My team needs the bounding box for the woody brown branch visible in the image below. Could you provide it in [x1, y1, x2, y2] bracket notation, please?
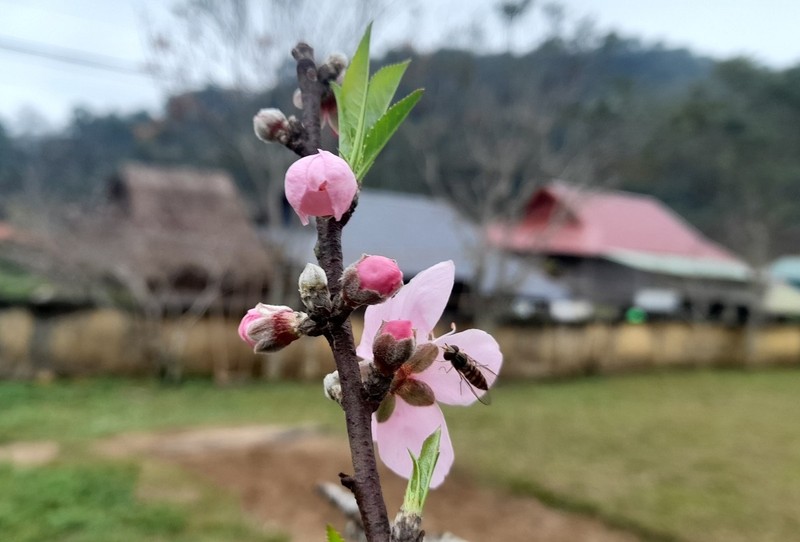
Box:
[289, 42, 392, 542]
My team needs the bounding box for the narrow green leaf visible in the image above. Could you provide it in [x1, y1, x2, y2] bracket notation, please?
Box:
[364, 60, 410, 131]
[406, 454, 421, 501]
[337, 24, 372, 168]
[355, 89, 424, 181]
[326, 524, 347, 542]
[330, 83, 349, 163]
[401, 427, 441, 515]
[334, 83, 360, 168]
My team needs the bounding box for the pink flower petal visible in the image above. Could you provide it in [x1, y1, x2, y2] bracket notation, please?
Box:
[299, 183, 335, 216]
[358, 261, 455, 359]
[371, 397, 453, 488]
[324, 107, 339, 136]
[414, 329, 503, 406]
[284, 156, 313, 225]
[317, 150, 358, 220]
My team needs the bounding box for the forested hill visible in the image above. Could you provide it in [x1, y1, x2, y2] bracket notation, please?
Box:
[2, 35, 799, 257]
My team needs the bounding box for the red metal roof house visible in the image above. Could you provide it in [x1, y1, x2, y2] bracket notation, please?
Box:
[489, 182, 754, 320]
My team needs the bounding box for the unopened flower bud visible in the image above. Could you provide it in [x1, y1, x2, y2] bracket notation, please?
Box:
[317, 52, 348, 88]
[323, 371, 342, 406]
[284, 150, 358, 226]
[341, 255, 403, 308]
[325, 53, 348, 75]
[299, 263, 331, 314]
[238, 303, 308, 353]
[373, 320, 415, 375]
[253, 108, 289, 143]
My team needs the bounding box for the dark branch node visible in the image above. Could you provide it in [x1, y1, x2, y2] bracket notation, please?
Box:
[339, 472, 357, 492]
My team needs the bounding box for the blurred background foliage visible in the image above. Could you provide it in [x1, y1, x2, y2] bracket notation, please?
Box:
[2, 32, 799, 258]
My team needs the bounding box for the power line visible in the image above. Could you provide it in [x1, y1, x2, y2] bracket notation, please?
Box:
[0, 34, 149, 77]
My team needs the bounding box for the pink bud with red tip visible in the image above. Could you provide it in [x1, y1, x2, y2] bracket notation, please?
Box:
[372, 320, 415, 375]
[238, 303, 308, 353]
[341, 254, 403, 308]
[284, 150, 358, 226]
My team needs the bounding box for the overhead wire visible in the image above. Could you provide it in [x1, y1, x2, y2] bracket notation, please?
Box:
[0, 34, 149, 77]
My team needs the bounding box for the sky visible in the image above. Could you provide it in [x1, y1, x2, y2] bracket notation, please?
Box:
[1, 0, 799, 132]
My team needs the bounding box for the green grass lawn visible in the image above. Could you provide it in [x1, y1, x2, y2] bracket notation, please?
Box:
[445, 369, 800, 542]
[1, 370, 799, 541]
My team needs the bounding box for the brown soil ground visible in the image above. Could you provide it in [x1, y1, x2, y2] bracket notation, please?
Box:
[96, 425, 640, 542]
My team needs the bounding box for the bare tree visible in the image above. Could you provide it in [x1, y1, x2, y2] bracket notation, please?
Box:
[405, 13, 649, 327]
[141, 0, 415, 306]
[496, 0, 535, 52]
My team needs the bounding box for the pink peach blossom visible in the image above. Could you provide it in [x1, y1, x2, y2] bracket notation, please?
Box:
[284, 150, 357, 226]
[357, 261, 503, 488]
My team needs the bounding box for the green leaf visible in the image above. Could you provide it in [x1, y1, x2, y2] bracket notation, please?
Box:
[326, 524, 347, 542]
[401, 427, 441, 515]
[336, 24, 372, 168]
[355, 89, 424, 181]
[364, 60, 410, 131]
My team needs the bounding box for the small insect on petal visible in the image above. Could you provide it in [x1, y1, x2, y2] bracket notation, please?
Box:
[442, 344, 494, 405]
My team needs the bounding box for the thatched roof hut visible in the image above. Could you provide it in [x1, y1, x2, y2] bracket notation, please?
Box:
[75, 163, 273, 312]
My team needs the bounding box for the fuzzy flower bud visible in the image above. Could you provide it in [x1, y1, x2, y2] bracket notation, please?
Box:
[253, 108, 289, 143]
[284, 150, 358, 226]
[298, 263, 331, 315]
[323, 371, 343, 406]
[324, 360, 378, 408]
[238, 303, 308, 353]
[373, 320, 415, 375]
[325, 53, 348, 75]
[341, 254, 404, 308]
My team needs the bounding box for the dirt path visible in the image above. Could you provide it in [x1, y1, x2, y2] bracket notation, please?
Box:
[97, 425, 640, 542]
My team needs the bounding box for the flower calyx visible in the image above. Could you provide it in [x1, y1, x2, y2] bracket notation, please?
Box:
[372, 320, 415, 376]
[375, 343, 438, 422]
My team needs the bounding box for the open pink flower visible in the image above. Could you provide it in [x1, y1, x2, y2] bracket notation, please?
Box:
[284, 150, 358, 226]
[357, 261, 503, 488]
